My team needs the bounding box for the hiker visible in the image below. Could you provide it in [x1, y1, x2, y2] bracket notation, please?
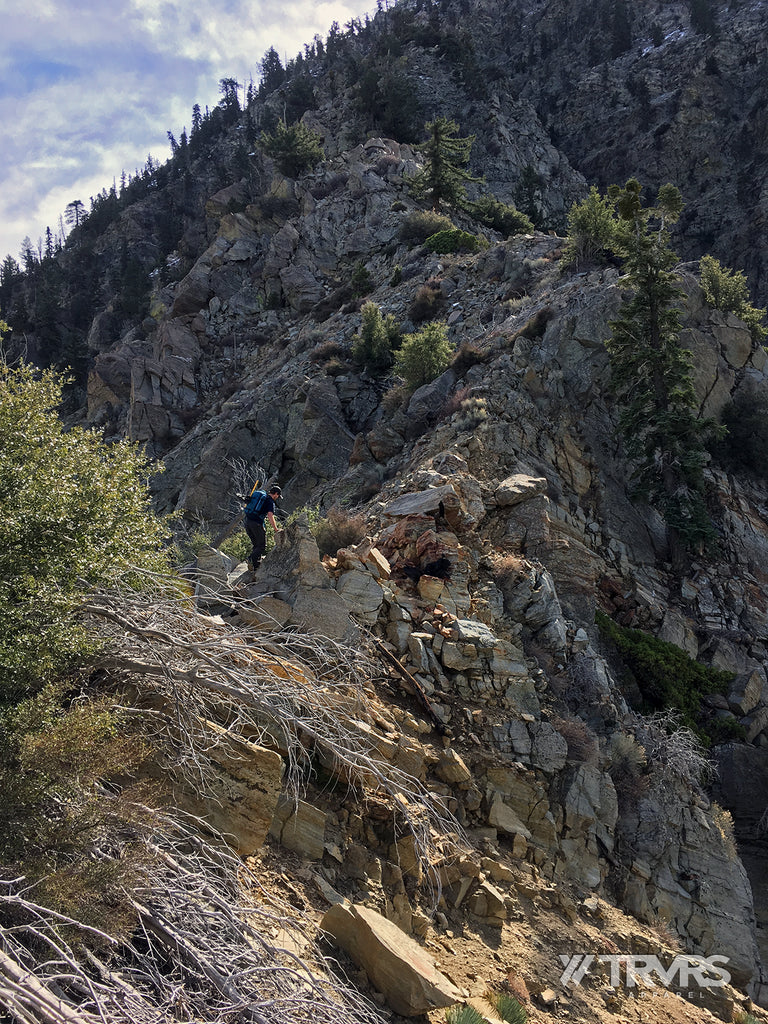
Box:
[243, 484, 282, 570]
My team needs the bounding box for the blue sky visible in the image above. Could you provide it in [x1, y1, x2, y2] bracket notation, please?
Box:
[0, 0, 374, 264]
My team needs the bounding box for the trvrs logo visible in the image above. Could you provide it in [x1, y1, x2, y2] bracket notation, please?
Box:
[559, 953, 731, 990]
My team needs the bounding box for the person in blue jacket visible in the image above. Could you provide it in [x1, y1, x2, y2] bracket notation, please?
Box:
[244, 484, 282, 570]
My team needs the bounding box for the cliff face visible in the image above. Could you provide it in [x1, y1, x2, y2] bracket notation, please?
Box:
[457, 0, 768, 299]
[80, 128, 768, 1005]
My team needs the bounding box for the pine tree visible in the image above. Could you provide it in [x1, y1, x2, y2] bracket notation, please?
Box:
[259, 46, 285, 95]
[606, 179, 717, 556]
[260, 120, 323, 177]
[409, 117, 481, 212]
[611, 0, 632, 55]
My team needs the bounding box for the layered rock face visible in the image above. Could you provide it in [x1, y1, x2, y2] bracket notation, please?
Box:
[80, 117, 768, 1012]
[191, 471, 762, 1003]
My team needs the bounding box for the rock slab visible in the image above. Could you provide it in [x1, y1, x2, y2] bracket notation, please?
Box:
[320, 902, 462, 1016]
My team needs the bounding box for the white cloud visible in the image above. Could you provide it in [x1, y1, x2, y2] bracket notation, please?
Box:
[0, 0, 374, 262]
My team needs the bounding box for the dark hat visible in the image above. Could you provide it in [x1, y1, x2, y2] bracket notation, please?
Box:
[269, 484, 282, 496]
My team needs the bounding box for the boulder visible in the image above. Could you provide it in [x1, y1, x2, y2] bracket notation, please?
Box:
[383, 484, 477, 531]
[320, 902, 462, 1016]
[488, 794, 533, 841]
[171, 264, 212, 316]
[407, 369, 458, 432]
[728, 669, 765, 716]
[337, 567, 385, 622]
[495, 474, 548, 507]
[248, 517, 358, 642]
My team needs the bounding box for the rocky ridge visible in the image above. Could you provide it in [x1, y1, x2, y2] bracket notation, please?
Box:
[81, 133, 768, 1012]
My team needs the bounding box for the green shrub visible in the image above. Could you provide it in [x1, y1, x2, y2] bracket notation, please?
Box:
[424, 228, 486, 254]
[0, 688, 150, 931]
[596, 611, 739, 745]
[260, 120, 323, 177]
[400, 210, 454, 245]
[700, 254, 767, 344]
[351, 261, 374, 297]
[395, 321, 453, 389]
[352, 302, 400, 373]
[0, 354, 167, 931]
[468, 195, 533, 236]
[220, 531, 251, 563]
[0, 360, 169, 699]
[561, 186, 618, 268]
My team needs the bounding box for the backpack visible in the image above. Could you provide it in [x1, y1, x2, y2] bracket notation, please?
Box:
[244, 489, 268, 518]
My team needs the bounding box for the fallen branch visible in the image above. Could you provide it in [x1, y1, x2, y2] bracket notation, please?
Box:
[373, 637, 447, 735]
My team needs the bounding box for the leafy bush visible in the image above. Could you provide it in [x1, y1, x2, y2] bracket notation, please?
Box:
[395, 321, 453, 389]
[260, 120, 323, 177]
[0, 360, 169, 698]
[424, 228, 486, 254]
[468, 195, 533, 236]
[561, 186, 618, 268]
[0, 355, 168, 927]
[596, 611, 738, 745]
[700, 254, 767, 344]
[220, 530, 251, 563]
[399, 210, 454, 245]
[0, 689, 151, 930]
[352, 302, 401, 373]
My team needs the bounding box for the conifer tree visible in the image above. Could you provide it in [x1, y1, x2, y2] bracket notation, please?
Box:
[395, 321, 453, 388]
[409, 117, 481, 212]
[606, 179, 717, 556]
[260, 120, 323, 177]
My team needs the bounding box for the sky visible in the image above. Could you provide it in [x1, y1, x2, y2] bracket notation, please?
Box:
[0, 0, 376, 265]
